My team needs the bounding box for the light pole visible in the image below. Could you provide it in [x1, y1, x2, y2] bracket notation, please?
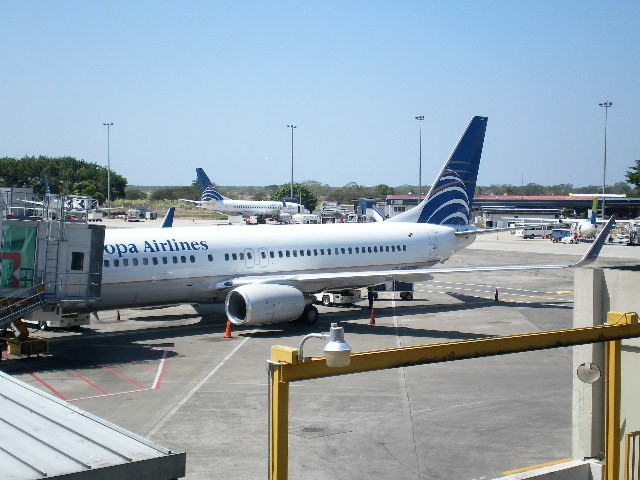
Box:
[103, 122, 114, 211]
[287, 124, 296, 199]
[415, 116, 424, 201]
[599, 102, 612, 219]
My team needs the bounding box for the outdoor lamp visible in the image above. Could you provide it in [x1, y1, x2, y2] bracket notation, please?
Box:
[298, 323, 352, 367]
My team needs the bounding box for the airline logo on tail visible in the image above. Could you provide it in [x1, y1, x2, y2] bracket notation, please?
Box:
[196, 168, 226, 202]
[418, 116, 487, 225]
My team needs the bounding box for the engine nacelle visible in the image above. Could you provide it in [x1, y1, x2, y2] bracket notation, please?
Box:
[225, 284, 306, 325]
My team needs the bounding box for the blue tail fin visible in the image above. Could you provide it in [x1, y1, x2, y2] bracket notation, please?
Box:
[161, 207, 175, 228]
[196, 168, 226, 201]
[43, 176, 51, 195]
[388, 116, 488, 225]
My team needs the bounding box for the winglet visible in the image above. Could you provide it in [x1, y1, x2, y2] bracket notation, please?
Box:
[571, 214, 617, 267]
[161, 207, 175, 228]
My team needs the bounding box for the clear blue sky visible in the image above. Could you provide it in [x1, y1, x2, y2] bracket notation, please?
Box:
[2, 1, 638, 190]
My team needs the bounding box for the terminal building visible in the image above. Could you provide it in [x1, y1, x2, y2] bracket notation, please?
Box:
[384, 194, 640, 224]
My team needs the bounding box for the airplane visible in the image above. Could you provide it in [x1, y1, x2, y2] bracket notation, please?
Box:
[180, 168, 307, 221]
[75, 116, 615, 327]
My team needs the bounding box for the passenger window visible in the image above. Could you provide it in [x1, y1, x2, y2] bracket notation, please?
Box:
[123, 259, 129, 266]
[239, 253, 245, 260]
[225, 253, 230, 261]
[300, 250, 304, 257]
[279, 251, 283, 258]
[286, 251, 290, 257]
[143, 258, 148, 265]
[162, 257, 168, 264]
[402, 245, 407, 251]
[153, 257, 159, 265]
[293, 250, 298, 257]
[232, 253, 237, 260]
[307, 249, 311, 256]
[341, 248, 346, 254]
[392, 246, 396, 252]
[208, 254, 213, 261]
[114, 259, 120, 267]
[327, 249, 331, 255]
[368, 247, 372, 253]
[334, 248, 339, 255]
[355, 247, 359, 254]
[103, 259, 110, 268]
[172, 257, 178, 264]
[71, 252, 84, 271]
[313, 249, 318, 256]
[320, 249, 324, 255]
[190, 255, 195, 263]
[270, 251, 274, 258]
[132, 258, 139, 266]
[374, 247, 378, 253]
[247, 252, 252, 259]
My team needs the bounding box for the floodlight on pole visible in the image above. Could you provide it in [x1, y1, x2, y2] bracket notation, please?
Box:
[415, 116, 424, 201]
[287, 125, 296, 199]
[103, 122, 114, 211]
[598, 102, 612, 219]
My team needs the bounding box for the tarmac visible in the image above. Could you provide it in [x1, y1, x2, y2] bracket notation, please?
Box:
[2, 218, 640, 479]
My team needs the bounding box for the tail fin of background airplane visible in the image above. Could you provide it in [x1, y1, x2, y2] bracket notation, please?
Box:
[196, 168, 227, 202]
[43, 176, 51, 195]
[161, 207, 175, 228]
[388, 116, 488, 225]
[590, 210, 598, 225]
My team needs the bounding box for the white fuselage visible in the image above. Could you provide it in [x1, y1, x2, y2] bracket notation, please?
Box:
[199, 199, 303, 217]
[95, 222, 473, 311]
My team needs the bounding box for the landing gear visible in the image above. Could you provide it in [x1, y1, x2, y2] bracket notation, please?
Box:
[296, 305, 319, 325]
[322, 295, 331, 307]
[399, 292, 413, 301]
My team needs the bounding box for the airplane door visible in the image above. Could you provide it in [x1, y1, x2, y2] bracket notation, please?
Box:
[258, 247, 269, 268]
[244, 248, 255, 268]
[427, 232, 438, 261]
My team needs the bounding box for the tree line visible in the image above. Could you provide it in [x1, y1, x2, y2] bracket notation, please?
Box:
[3, 155, 639, 211]
[0, 156, 127, 205]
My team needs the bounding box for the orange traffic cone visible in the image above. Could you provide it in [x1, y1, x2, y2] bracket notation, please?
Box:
[369, 308, 375, 325]
[224, 319, 232, 338]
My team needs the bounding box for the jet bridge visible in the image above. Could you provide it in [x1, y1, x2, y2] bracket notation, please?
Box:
[0, 198, 104, 336]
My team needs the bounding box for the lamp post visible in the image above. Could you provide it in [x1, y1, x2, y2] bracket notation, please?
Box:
[599, 102, 612, 220]
[415, 116, 424, 201]
[103, 122, 114, 211]
[286, 125, 296, 199]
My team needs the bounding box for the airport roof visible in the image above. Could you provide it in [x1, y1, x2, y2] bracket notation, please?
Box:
[0, 370, 185, 480]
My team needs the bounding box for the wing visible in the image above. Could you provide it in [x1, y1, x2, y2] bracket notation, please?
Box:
[215, 215, 616, 294]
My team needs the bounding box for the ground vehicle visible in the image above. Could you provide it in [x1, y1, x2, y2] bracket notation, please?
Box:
[551, 228, 578, 244]
[314, 289, 361, 306]
[372, 281, 414, 300]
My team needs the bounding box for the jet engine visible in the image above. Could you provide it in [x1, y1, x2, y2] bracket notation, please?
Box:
[225, 284, 306, 325]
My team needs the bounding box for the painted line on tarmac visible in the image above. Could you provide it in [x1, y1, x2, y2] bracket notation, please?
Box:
[145, 330, 256, 438]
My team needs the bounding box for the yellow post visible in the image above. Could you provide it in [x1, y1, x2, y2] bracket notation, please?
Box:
[270, 346, 298, 480]
[605, 312, 636, 480]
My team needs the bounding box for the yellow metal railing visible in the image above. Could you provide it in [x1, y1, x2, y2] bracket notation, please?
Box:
[625, 431, 640, 480]
[268, 311, 640, 480]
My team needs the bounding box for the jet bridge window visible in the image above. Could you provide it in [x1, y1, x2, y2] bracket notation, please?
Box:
[70, 252, 85, 271]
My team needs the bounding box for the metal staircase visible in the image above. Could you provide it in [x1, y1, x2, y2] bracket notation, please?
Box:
[0, 284, 46, 330]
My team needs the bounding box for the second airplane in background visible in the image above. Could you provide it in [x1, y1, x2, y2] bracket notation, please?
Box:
[180, 168, 306, 221]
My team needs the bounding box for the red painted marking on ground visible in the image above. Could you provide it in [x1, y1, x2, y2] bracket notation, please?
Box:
[130, 360, 156, 372]
[67, 369, 108, 394]
[30, 373, 67, 400]
[100, 364, 146, 389]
